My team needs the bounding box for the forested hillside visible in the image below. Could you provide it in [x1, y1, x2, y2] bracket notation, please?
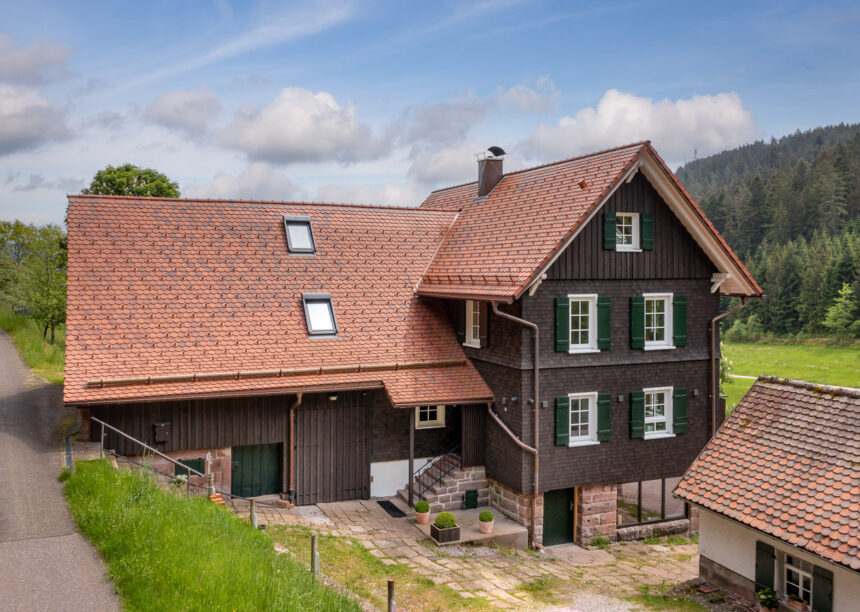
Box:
[677, 124, 860, 339]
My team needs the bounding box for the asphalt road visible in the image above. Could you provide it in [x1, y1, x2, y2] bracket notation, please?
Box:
[0, 330, 119, 611]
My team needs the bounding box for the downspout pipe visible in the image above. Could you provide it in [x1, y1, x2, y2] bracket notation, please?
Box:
[709, 299, 746, 437]
[288, 392, 303, 504]
[491, 302, 540, 548]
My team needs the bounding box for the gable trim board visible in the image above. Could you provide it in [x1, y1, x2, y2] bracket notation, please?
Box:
[520, 151, 759, 300]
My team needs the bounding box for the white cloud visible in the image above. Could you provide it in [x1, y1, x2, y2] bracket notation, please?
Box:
[0, 34, 71, 83]
[219, 87, 387, 164]
[523, 89, 760, 165]
[0, 84, 69, 156]
[407, 140, 484, 186]
[145, 88, 220, 134]
[398, 92, 486, 148]
[496, 76, 559, 112]
[11, 173, 83, 192]
[187, 162, 302, 201]
[315, 181, 424, 207]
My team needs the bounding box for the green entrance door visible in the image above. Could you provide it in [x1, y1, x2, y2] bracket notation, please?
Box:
[231, 444, 280, 497]
[543, 488, 574, 546]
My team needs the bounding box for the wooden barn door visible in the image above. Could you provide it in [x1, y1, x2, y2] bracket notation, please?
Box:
[295, 395, 370, 505]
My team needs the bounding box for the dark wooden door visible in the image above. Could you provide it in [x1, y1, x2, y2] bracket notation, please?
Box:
[231, 444, 280, 497]
[543, 488, 574, 546]
[295, 397, 370, 505]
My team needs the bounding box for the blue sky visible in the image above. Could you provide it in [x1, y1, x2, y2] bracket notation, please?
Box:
[2, 0, 859, 223]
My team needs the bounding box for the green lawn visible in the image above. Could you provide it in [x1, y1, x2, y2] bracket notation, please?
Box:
[722, 341, 860, 411]
[64, 460, 358, 612]
[0, 308, 65, 383]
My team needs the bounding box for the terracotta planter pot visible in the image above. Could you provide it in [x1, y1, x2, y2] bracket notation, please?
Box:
[430, 524, 460, 543]
[478, 519, 494, 534]
[786, 601, 808, 612]
[415, 511, 430, 525]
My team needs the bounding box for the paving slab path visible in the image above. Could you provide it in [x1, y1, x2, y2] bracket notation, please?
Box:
[0, 330, 119, 611]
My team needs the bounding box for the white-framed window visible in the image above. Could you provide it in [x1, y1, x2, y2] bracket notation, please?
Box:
[568, 294, 598, 353]
[284, 216, 316, 254]
[643, 387, 673, 439]
[784, 555, 813, 607]
[569, 392, 599, 446]
[302, 293, 337, 335]
[616, 212, 640, 251]
[415, 405, 446, 429]
[464, 300, 480, 348]
[643, 293, 673, 349]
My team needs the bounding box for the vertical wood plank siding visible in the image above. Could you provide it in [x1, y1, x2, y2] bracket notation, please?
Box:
[295, 391, 370, 505]
[547, 173, 715, 281]
[461, 405, 487, 467]
[91, 394, 290, 456]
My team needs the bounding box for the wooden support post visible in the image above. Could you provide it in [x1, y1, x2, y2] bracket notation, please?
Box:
[408, 414, 415, 509]
[99, 421, 105, 460]
[388, 579, 395, 612]
[311, 533, 319, 576]
[250, 498, 257, 529]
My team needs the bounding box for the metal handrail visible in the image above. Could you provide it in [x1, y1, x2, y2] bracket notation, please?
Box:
[412, 443, 461, 501]
[90, 417, 205, 477]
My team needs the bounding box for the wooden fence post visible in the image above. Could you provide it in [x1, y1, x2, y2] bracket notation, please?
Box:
[99, 421, 105, 460]
[311, 533, 319, 576]
[250, 498, 257, 528]
[388, 579, 395, 612]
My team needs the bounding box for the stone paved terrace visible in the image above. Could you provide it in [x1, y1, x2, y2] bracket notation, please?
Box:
[234, 497, 725, 610]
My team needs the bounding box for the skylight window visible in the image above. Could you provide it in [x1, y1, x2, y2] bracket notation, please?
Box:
[284, 215, 316, 254]
[302, 293, 337, 335]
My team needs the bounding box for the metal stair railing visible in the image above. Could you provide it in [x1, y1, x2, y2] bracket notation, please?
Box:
[411, 442, 461, 501]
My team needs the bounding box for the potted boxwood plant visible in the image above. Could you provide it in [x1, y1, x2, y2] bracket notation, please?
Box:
[756, 587, 779, 612]
[478, 509, 494, 534]
[414, 500, 430, 525]
[430, 511, 460, 543]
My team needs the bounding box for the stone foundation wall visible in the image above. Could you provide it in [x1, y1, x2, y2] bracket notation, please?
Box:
[578, 483, 617, 544]
[488, 479, 543, 542]
[615, 518, 690, 541]
[699, 554, 756, 603]
[137, 447, 231, 495]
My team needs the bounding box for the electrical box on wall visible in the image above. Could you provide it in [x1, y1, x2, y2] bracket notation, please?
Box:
[153, 421, 171, 443]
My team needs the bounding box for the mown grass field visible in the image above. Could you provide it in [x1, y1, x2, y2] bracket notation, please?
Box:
[0, 308, 65, 383]
[722, 341, 860, 410]
[64, 461, 358, 612]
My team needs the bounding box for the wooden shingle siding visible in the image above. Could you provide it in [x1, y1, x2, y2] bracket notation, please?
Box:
[546, 173, 715, 281]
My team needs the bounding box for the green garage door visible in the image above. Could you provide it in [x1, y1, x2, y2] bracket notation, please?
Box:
[543, 488, 574, 546]
[231, 444, 280, 498]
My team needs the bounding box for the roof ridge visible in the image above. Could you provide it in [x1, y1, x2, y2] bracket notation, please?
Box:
[756, 375, 860, 399]
[67, 194, 452, 213]
[427, 140, 650, 195]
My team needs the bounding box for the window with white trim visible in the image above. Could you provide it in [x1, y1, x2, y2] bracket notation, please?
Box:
[643, 387, 673, 438]
[415, 405, 446, 429]
[284, 216, 316, 254]
[643, 293, 673, 349]
[464, 300, 480, 348]
[569, 294, 597, 353]
[569, 392, 598, 446]
[784, 555, 813, 607]
[616, 212, 640, 251]
[302, 293, 337, 335]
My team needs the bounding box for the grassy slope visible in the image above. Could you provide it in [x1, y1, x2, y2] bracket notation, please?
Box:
[722, 342, 860, 410]
[0, 308, 64, 383]
[64, 461, 358, 612]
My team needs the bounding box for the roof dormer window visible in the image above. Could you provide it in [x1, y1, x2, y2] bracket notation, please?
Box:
[302, 293, 337, 336]
[284, 215, 315, 254]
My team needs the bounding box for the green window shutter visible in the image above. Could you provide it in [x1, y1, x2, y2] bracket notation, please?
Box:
[630, 296, 645, 349]
[673, 388, 688, 434]
[641, 213, 654, 250]
[555, 297, 570, 352]
[597, 394, 611, 441]
[754, 541, 775, 592]
[630, 391, 644, 438]
[603, 212, 617, 250]
[812, 566, 833, 612]
[555, 397, 570, 446]
[673, 295, 687, 347]
[597, 296, 611, 350]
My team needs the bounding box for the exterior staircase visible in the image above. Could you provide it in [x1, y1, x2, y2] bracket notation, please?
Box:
[397, 453, 489, 512]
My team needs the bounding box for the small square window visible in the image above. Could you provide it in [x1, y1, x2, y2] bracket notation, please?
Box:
[416, 405, 446, 429]
[568, 294, 598, 353]
[643, 387, 673, 438]
[302, 293, 337, 335]
[284, 216, 316, 254]
[568, 392, 599, 445]
[616, 213, 640, 251]
[643, 293, 673, 349]
[464, 300, 481, 348]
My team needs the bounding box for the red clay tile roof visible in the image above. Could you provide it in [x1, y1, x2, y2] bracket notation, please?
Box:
[675, 377, 860, 573]
[64, 196, 492, 406]
[419, 142, 761, 300]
